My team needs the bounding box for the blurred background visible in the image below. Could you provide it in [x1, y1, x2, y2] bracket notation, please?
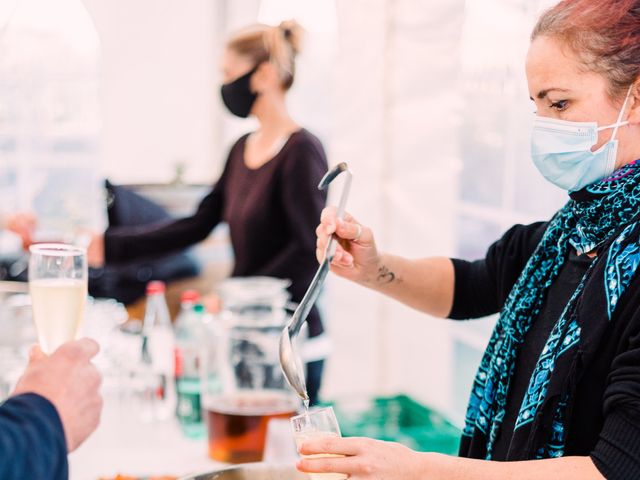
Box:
[0, 0, 569, 457]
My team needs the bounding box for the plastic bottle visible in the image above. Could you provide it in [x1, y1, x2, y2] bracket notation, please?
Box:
[142, 280, 176, 421]
[173, 290, 200, 377]
[175, 293, 206, 437]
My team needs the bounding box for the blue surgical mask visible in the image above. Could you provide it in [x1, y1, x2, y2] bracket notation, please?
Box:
[531, 86, 632, 192]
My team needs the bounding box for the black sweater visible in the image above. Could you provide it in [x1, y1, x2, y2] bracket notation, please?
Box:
[451, 222, 640, 479]
[105, 129, 328, 336]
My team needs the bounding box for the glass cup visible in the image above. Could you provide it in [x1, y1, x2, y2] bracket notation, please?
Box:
[28, 243, 88, 354]
[290, 406, 348, 480]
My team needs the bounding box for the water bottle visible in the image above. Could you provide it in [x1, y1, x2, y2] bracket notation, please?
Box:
[175, 292, 206, 437]
[142, 280, 176, 421]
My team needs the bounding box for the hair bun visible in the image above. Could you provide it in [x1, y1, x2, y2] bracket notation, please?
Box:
[278, 19, 303, 55]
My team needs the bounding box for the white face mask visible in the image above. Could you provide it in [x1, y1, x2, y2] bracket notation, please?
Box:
[530, 86, 632, 192]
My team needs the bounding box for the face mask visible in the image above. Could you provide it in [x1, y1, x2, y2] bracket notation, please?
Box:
[220, 66, 258, 118]
[531, 86, 632, 192]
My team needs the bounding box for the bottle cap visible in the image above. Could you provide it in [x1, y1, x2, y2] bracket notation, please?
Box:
[180, 290, 200, 303]
[193, 303, 205, 314]
[146, 280, 166, 294]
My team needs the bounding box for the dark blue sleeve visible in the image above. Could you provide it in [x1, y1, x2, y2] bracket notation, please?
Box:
[0, 393, 68, 479]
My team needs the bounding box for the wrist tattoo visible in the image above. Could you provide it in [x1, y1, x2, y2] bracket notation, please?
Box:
[377, 265, 397, 284]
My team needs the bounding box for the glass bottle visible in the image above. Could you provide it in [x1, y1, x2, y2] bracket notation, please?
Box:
[142, 280, 176, 421]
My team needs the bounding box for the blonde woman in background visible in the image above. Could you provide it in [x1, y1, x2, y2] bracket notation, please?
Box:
[88, 20, 329, 404]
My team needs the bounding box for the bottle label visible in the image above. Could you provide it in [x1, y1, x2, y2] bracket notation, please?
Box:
[176, 378, 202, 424]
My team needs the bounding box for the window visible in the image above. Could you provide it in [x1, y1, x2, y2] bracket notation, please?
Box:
[0, 0, 105, 241]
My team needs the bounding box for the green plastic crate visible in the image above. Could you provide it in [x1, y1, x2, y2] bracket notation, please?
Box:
[324, 394, 461, 455]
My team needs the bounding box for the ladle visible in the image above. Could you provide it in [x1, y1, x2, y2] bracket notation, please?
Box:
[278, 162, 352, 404]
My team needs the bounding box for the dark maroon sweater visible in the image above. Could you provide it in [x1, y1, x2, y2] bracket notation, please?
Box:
[105, 129, 328, 336]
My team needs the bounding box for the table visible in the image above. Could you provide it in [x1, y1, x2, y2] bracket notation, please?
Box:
[69, 396, 222, 480]
[0, 293, 298, 479]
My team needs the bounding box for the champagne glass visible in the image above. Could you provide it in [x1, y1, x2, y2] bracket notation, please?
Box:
[291, 406, 348, 480]
[28, 244, 88, 354]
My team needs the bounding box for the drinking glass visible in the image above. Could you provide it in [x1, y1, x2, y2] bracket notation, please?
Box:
[290, 406, 348, 480]
[28, 244, 88, 354]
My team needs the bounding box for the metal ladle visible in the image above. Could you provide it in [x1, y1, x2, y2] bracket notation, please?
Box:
[279, 162, 352, 404]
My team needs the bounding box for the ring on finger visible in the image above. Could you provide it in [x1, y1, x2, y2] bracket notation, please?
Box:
[353, 223, 363, 241]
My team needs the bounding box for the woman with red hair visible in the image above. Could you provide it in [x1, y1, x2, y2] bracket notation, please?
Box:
[306, 0, 640, 478]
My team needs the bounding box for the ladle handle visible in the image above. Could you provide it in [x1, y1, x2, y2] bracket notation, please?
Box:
[286, 164, 353, 337]
[288, 259, 330, 337]
[324, 169, 352, 261]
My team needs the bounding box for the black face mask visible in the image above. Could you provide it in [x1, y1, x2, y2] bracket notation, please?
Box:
[220, 66, 258, 118]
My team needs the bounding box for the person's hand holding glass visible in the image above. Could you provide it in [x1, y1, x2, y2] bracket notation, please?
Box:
[291, 406, 348, 480]
[28, 244, 88, 354]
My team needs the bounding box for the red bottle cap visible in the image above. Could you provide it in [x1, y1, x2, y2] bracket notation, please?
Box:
[146, 280, 166, 294]
[180, 289, 200, 303]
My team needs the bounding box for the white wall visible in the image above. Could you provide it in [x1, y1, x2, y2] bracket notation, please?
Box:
[320, 0, 464, 415]
[86, 0, 336, 186]
[83, 0, 219, 184]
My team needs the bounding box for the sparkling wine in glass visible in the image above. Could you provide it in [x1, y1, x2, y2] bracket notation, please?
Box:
[28, 244, 88, 354]
[291, 406, 348, 480]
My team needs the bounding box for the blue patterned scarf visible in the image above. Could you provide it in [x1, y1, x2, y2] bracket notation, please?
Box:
[462, 160, 640, 460]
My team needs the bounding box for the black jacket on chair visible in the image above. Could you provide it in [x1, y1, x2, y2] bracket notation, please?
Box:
[88, 180, 199, 304]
